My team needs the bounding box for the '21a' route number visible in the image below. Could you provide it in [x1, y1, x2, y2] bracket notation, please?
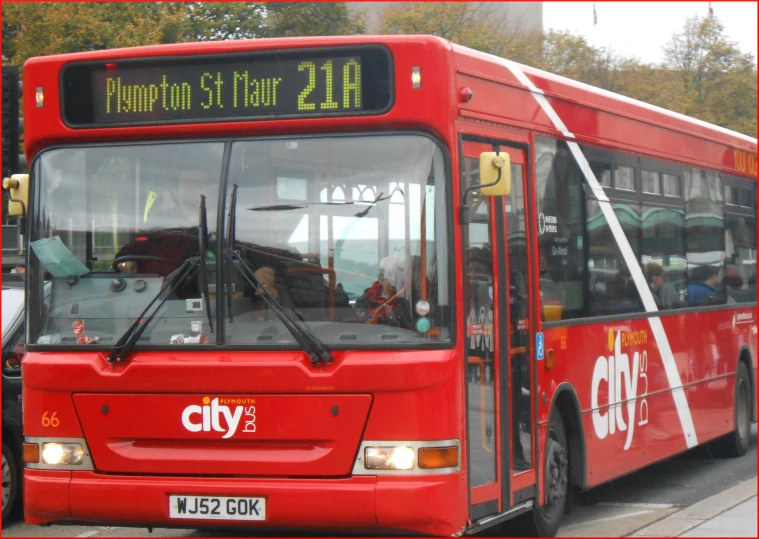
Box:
[297, 60, 361, 112]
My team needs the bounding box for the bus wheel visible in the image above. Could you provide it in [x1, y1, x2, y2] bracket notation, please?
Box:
[717, 362, 752, 458]
[515, 410, 568, 537]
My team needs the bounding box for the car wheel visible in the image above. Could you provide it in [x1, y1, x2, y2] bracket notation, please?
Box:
[2, 441, 19, 523]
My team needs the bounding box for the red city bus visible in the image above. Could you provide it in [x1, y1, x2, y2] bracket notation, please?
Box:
[9, 35, 756, 536]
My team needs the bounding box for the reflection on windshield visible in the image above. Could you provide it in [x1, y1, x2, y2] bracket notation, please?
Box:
[30, 135, 451, 348]
[223, 135, 449, 345]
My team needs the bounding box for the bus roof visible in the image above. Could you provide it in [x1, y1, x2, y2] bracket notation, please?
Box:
[451, 43, 756, 151]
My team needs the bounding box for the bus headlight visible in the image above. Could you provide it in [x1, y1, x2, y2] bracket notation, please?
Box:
[364, 446, 415, 470]
[353, 440, 460, 475]
[41, 442, 85, 465]
[25, 437, 94, 470]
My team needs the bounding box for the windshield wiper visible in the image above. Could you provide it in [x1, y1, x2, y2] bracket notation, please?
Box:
[106, 257, 201, 363]
[198, 194, 214, 334]
[225, 184, 238, 323]
[248, 201, 355, 212]
[223, 249, 333, 365]
[108, 195, 214, 363]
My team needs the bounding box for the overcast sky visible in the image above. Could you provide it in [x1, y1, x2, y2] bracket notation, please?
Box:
[543, 2, 757, 66]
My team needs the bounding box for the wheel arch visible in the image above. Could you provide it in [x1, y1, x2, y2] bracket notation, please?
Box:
[547, 382, 587, 490]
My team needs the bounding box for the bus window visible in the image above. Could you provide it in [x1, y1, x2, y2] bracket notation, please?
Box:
[725, 213, 757, 303]
[641, 206, 686, 310]
[587, 199, 644, 316]
[685, 169, 725, 307]
[535, 138, 586, 320]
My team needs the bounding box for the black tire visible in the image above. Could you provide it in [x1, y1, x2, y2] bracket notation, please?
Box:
[2, 441, 19, 524]
[717, 362, 752, 458]
[510, 409, 569, 537]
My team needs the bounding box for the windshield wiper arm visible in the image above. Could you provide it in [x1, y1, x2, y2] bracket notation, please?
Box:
[225, 184, 238, 323]
[223, 249, 332, 365]
[106, 257, 201, 363]
[198, 194, 214, 334]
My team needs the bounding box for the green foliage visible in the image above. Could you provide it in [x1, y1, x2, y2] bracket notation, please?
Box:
[2, 3, 189, 65]
[540, 31, 598, 78]
[2, 2, 365, 66]
[380, 3, 535, 57]
[179, 3, 265, 42]
[262, 3, 365, 38]
[662, 16, 756, 135]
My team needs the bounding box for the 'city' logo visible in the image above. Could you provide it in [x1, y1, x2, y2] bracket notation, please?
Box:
[181, 397, 257, 439]
[591, 330, 649, 450]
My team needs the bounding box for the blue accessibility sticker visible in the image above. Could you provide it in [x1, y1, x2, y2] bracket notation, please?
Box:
[536, 332, 544, 360]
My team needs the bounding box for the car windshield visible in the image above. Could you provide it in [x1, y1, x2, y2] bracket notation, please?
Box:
[28, 134, 451, 348]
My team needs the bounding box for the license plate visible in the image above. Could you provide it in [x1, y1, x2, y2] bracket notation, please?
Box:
[169, 495, 265, 521]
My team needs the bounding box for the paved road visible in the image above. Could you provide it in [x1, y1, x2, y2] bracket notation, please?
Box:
[555, 423, 758, 537]
[3, 426, 756, 538]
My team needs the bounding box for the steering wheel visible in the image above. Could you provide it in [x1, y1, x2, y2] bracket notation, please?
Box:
[113, 254, 170, 273]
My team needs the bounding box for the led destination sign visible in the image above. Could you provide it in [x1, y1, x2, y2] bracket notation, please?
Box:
[62, 48, 392, 126]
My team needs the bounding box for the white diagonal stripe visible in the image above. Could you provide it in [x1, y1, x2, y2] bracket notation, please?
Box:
[501, 60, 698, 449]
[498, 58, 575, 139]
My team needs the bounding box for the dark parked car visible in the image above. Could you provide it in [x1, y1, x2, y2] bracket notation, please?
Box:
[2, 275, 25, 523]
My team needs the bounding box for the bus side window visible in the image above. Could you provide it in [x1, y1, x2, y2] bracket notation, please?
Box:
[535, 139, 586, 321]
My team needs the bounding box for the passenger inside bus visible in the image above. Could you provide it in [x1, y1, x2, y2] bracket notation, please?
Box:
[355, 255, 413, 329]
[687, 265, 721, 306]
[709, 264, 744, 305]
[253, 266, 292, 303]
[645, 262, 680, 310]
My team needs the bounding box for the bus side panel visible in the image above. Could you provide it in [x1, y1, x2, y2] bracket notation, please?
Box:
[540, 307, 756, 487]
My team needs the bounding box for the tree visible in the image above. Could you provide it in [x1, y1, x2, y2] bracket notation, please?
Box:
[379, 2, 539, 59]
[262, 3, 365, 38]
[179, 3, 265, 42]
[2, 3, 187, 65]
[1, 2, 267, 66]
[2, 2, 366, 66]
[597, 59, 683, 111]
[539, 31, 601, 81]
[662, 15, 756, 135]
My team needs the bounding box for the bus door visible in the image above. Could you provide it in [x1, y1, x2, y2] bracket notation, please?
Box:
[462, 140, 536, 523]
[500, 145, 537, 505]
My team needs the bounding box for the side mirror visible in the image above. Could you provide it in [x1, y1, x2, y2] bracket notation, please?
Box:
[479, 152, 511, 197]
[3, 173, 29, 216]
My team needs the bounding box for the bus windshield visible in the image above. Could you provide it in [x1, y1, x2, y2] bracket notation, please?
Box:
[29, 134, 451, 348]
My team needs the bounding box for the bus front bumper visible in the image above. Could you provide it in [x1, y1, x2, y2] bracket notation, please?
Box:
[25, 469, 466, 536]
